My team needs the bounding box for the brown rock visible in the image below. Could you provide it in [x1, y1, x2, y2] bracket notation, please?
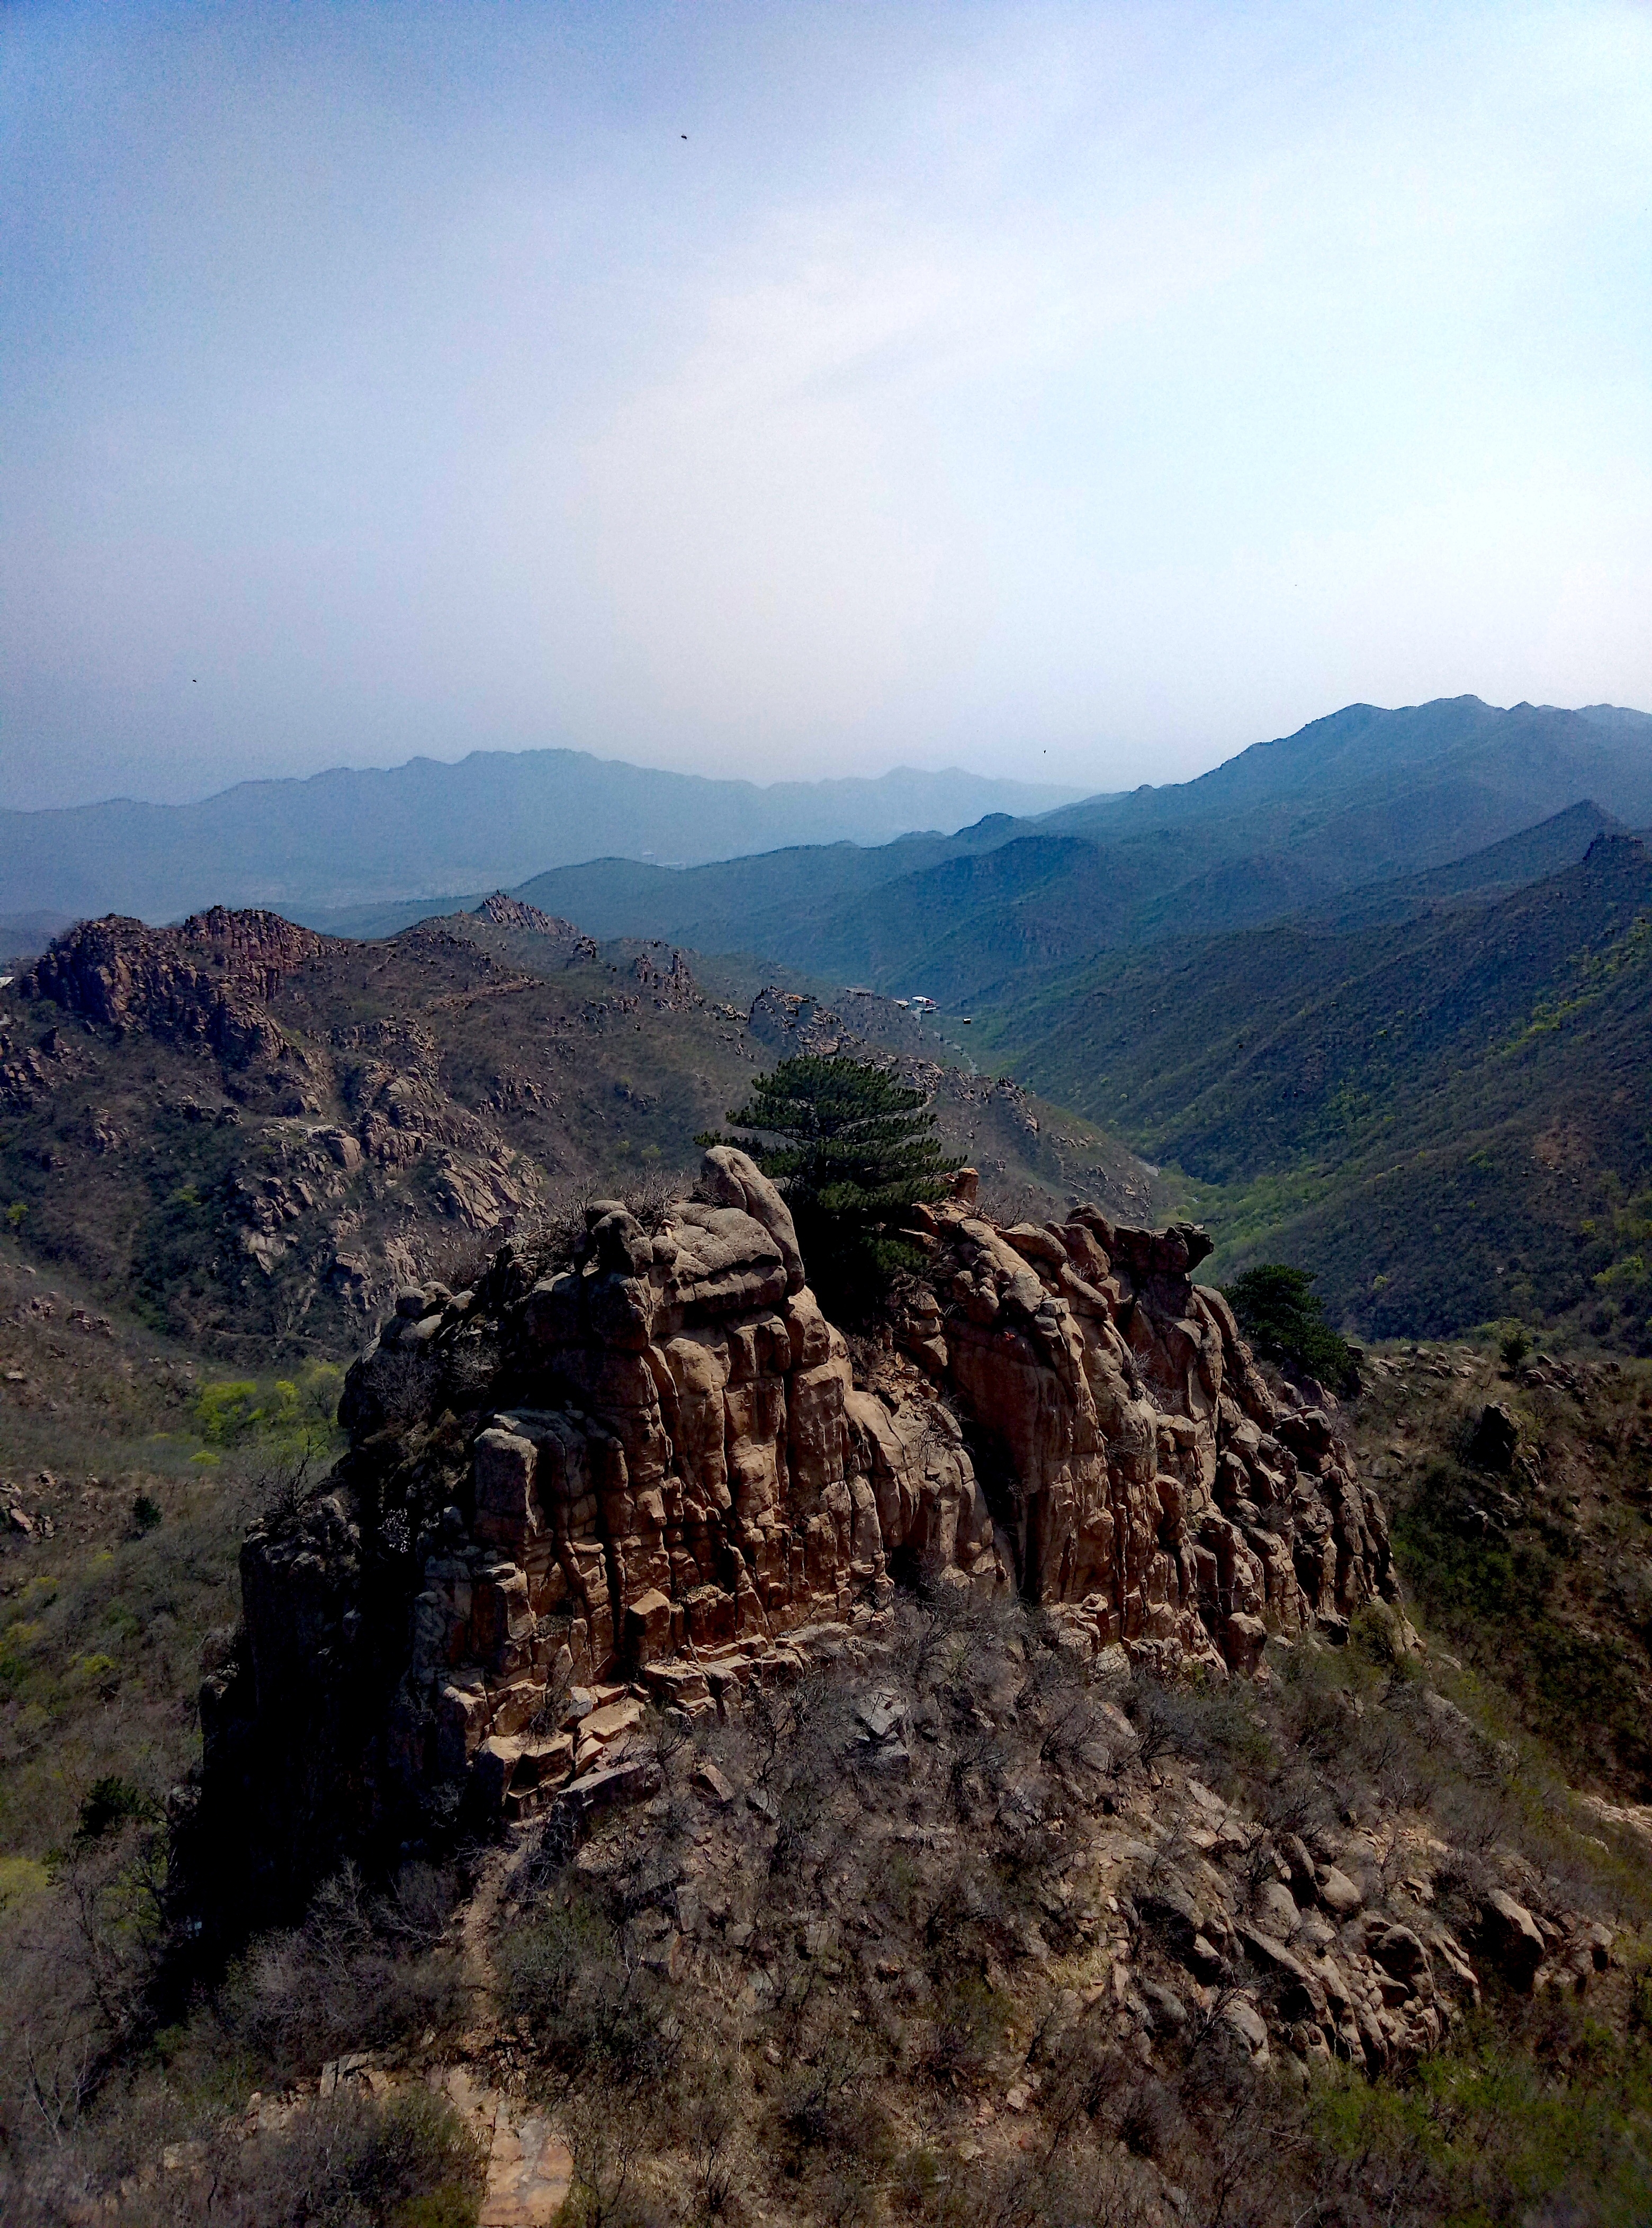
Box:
[623, 1587, 674, 1664]
[580, 1698, 643, 1746]
[691, 1761, 735, 1807]
[1315, 1865, 1364, 1918]
[1479, 1890, 1545, 1992]
[196, 1151, 1403, 1894]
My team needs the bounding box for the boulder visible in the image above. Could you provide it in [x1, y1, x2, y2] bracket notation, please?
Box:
[1467, 1403, 1520, 1472]
[690, 1761, 735, 1807]
[1315, 1865, 1364, 1918]
[697, 1145, 806, 1293]
[1370, 1925, 1433, 2001]
[1224, 1613, 1268, 1673]
[1478, 1890, 1545, 1992]
[1220, 1996, 1271, 2066]
[1255, 1881, 1301, 1938]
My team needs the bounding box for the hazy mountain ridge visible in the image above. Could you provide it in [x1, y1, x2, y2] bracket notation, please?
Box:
[498, 699, 1652, 1003]
[1043, 696, 1652, 847]
[0, 751, 1089, 922]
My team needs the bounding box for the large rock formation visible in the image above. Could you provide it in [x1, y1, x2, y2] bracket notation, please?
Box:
[19, 907, 330, 1066]
[887, 1185, 1397, 1674]
[179, 1153, 1397, 1933]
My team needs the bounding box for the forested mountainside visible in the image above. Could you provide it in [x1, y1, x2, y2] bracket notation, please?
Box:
[1040, 697, 1652, 851]
[484, 700, 1651, 1008]
[976, 833, 1652, 1350]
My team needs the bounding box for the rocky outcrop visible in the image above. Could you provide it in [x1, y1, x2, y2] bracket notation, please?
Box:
[178, 1154, 1398, 1933]
[20, 908, 330, 1066]
[891, 1189, 1398, 1672]
[472, 892, 598, 956]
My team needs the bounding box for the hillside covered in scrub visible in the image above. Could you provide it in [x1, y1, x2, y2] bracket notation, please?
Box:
[0, 902, 1156, 1362]
[975, 832, 1652, 1351]
[3, 872, 1652, 2225]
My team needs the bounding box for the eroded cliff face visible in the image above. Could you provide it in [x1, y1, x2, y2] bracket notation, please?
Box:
[888, 1189, 1397, 1675]
[182, 1152, 1396, 1930]
[19, 906, 330, 1066]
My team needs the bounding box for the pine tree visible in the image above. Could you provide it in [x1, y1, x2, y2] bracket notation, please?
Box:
[1223, 1264, 1357, 1394]
[698, 1054, 959, 1314]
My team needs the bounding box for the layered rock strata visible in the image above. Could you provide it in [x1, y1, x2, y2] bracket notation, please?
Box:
[182, 1151, 1397, 1929]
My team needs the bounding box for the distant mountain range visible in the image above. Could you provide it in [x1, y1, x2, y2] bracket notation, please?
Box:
[461, 697, 1652, 1000]
[10, 697, 1649, 945]
[0, 751, 1090, 922]
[6, 688, 1649, 1356]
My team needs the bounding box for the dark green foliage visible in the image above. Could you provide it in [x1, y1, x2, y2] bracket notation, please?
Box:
[699, 1055, 958, 1314]
[1394, 1456, 1652, 1796]
[74, 1774, 159, 1845]
[1225, 1263, 1357, 1392]
[1500, 1323, 1532, 1368]
[131, 1493, 162, 1535]
[1123, 1671, 1273, 1794]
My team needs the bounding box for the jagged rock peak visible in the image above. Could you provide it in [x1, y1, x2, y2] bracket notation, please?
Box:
[20, 907, 333, 1059]
[179, 1151, 1399, 1929]
[472, 892, 596, 951]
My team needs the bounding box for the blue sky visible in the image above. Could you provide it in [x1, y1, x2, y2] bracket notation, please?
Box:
[2, 0, 1649, 808]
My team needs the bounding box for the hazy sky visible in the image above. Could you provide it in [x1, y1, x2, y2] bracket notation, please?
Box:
[3, 1, 1650, 811]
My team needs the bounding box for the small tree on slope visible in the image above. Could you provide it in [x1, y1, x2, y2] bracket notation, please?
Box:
[1223, 1263, 1358, 1395]
[698, 1054, 959, 1317]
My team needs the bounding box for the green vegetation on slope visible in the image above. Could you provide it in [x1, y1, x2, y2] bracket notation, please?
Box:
[1224, 1264, 1357, 1392]
[978, 835, 1652, 1347]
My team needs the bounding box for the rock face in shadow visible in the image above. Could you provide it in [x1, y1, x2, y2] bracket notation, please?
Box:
[177, 1153, 1397, 1936]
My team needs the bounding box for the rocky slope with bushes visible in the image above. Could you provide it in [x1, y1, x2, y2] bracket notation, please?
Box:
[6, 1203, 1652, 2222]
[0, 905, 1157, 1363]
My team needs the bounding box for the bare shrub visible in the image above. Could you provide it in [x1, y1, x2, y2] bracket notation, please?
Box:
[1126, 1673, 1272, 1791]
[1118, 2074, 1189, 2165]
[367, 1350, 441, 1431]
[216, 1863, 466, 2079]
[1016, 1646, 1116, 1778]
[118, 2087, 487, 2228]
[774, 2022, 887, 2163]
[501, 1894, 677, 2100]
[1032, 2012, 1130, 2158]
[922, 1976, 1011, 2090]
[559, 2073, 664, 2228]
[681, 2043, 743, 2221]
